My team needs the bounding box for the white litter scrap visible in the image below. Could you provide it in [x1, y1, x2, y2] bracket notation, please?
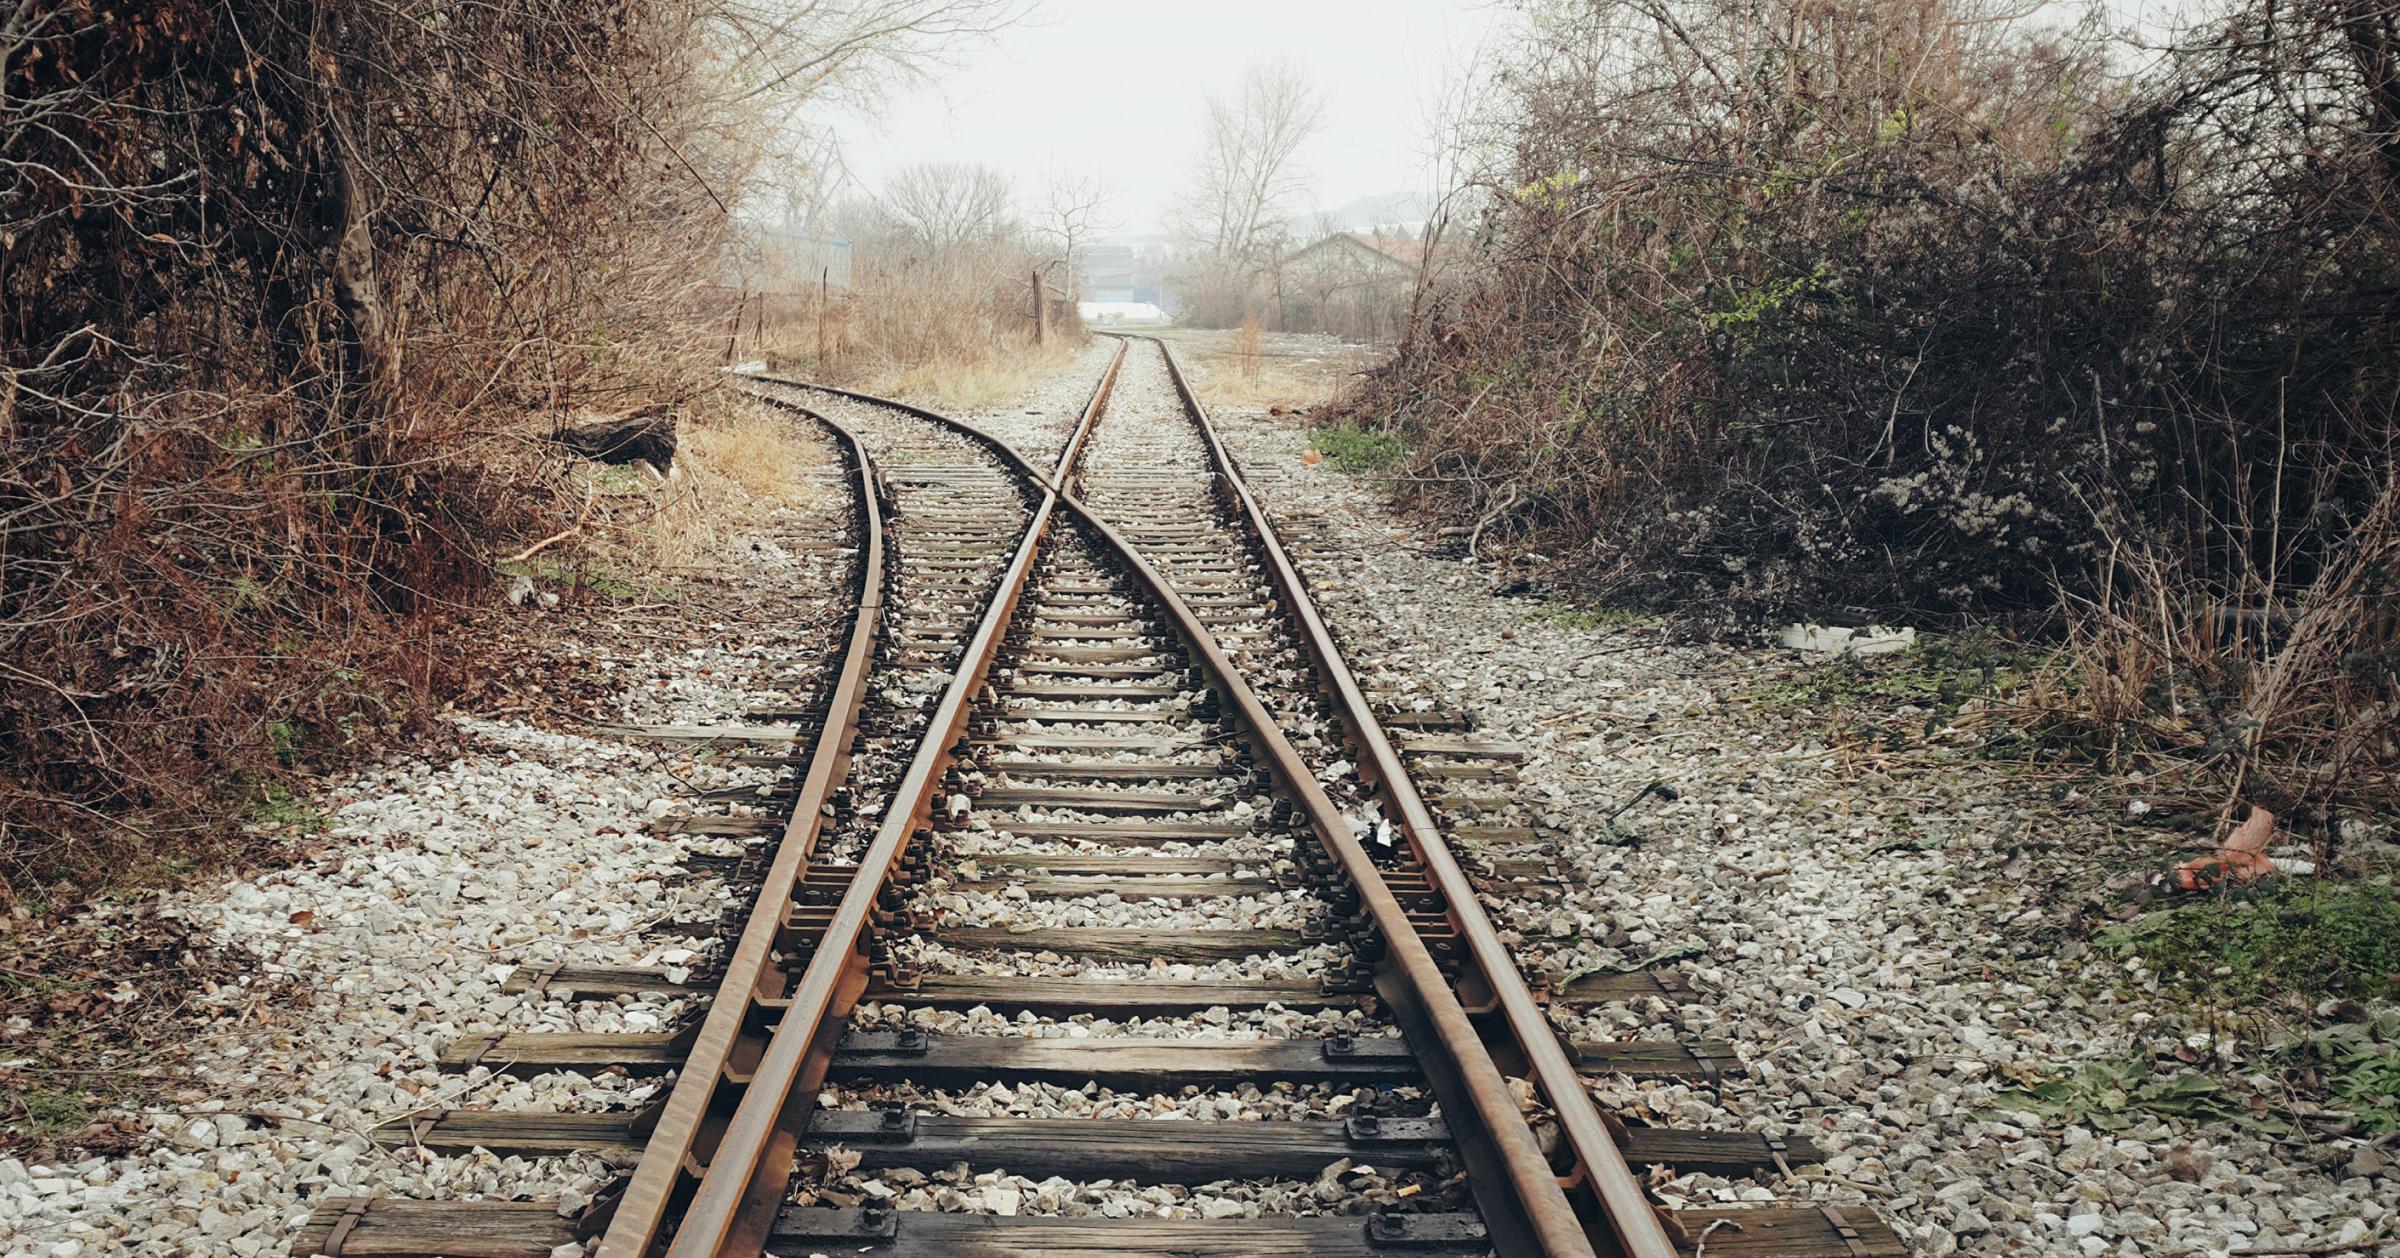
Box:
[1777, 623, 1917, 656]
[1077, 301, 1168, 325]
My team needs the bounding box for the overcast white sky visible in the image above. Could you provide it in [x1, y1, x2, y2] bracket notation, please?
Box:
[816, 0, 2218, 238]
[824, 0, 1516, 238]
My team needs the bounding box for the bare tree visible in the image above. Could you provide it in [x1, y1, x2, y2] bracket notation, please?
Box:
[702, 0, 1033, 108]
[878, 161, 1017, 251]
[1036, 166, 1120, 298]
[1182, 59, 1330, 265]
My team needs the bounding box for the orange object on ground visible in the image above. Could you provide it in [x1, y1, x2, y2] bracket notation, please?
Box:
[2174, 806, 2277, 890]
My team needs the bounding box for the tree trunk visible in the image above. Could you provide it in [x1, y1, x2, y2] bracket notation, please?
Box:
[328, 135, 398, 407]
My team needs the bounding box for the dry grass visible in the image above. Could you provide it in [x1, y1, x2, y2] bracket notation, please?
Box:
[1192, 359, 1345, 412]
[2009, 473, 2400, 845]
[1161, 326, 1364, 413]
[745, 242, 1087, 414]
[748, 230, 1084, 405]
[682, 406, 820, 500]
[1184, 313, 1340, 410]
[874, 336, 1087, 412]
[591, 398, 826, 577]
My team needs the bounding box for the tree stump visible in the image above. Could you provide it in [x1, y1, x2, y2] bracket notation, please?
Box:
[552, 406, 676, 470]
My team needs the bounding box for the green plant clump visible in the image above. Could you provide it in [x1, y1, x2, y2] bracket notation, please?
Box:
[1993, 1057, 2288, 1134]
[2289, 1014, 2400, 1132]
[1531, 603, 1657, 631]
[2099, 879, 2400, 1006]
[1311, 422, 1410, 474]
[1750, 634, 2043, 715]
[247, 781, 324, 832]
[11, 1086, 91, 1137]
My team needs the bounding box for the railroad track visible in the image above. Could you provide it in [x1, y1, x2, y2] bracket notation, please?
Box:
[294, 338, 1904, 1258]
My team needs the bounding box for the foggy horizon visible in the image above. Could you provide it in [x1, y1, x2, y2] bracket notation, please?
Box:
[817, 0, 1514, 240]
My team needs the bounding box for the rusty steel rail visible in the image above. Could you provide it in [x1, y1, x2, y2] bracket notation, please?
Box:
[634, 342, 1129, 1258]
[732, 372, 1597, 1258]
[1138, 334, 1682, 1258]
[590, 403, 894, 1258]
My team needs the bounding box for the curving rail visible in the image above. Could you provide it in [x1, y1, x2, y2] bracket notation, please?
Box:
[289, 344, 1907, 1258]
[622, 344, 1131, 1258]
[589, 401, 897, 1258]
[723, 369, 1599, 1258]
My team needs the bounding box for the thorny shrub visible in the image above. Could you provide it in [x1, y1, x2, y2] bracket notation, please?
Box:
[0, 1, 739, 902]
[1336, 0, 2400, 837]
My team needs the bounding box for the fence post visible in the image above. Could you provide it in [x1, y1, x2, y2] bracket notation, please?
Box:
[817, 267, 830, 369]
[1031, 267, 1046, 347]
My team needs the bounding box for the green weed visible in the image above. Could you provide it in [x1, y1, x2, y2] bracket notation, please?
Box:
[1746, 632, 2047, 748]
[247, 781, 323, 832]
[266, 719, 303, 767]
[1310, 422, 1410, 474]
[1752, 633, 2041, 711]
[11, 1087, 90, 1136]
[227, 574, 268, 613]
[1993, 1057, 2288, 1135]
[2098, 879, 2400, 1007]
[2288, 1015, 2400, 1133]
[587, 463, 651, 495]
[497, 556, 652, 601]
[1531, 603, 1657, 632]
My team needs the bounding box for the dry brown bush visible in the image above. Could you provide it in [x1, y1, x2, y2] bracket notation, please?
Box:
[1335, 0, 2400, 836]
[0, 0, 1019, 901]
[1232, 314, 1265, 381]
[2017, 472, 2400, 843]
[0, 1, 695, 900]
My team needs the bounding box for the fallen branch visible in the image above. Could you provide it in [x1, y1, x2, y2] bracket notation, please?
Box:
[1715, 852, 1791, 878]
[502, 481, 598, 566]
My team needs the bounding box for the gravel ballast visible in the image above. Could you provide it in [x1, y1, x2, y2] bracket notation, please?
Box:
[1205, 373, 2398, 1258]
[17, 338, 2385, 1257]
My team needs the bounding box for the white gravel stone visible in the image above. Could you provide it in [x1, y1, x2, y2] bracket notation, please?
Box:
[3, 425, 852, 1254]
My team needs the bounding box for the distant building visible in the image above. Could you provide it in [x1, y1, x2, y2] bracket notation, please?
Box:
[1275, 231, 1426, 341]
[1074, 243, 1177, 306]
[1077, 244, 1139, 302]
[1283, 231, 1423, 282]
